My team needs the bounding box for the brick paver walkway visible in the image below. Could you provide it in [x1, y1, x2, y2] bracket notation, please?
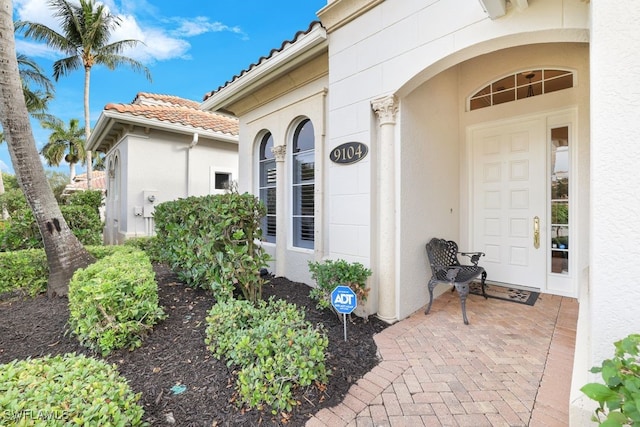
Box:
[307, 289, 578, 427]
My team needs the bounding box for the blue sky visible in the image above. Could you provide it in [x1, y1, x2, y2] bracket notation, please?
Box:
[1, 0, 326, 175]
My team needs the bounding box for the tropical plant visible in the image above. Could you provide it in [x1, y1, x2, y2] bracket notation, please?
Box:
[15, 0, 152, 189]
[40, 117, 85, 181]
[581, 334, 640, 426]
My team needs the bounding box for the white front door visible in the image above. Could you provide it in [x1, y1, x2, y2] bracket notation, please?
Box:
[471, 118, 547, 289]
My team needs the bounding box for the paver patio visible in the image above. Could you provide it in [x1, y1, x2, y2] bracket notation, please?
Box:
[307, 288, 578, 427]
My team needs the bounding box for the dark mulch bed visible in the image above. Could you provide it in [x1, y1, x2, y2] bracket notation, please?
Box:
[0, 264, 388, 426]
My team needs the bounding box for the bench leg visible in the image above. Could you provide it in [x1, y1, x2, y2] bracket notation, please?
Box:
[424, 279, 437, 315]
[481, 271, 488, 299]
[454, 282, 470, 325]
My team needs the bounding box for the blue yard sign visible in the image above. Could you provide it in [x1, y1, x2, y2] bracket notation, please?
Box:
[331, 285, 357, 341]
[331, 285, 357, 314]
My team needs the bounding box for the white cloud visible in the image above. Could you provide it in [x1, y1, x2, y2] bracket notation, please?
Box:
[13, 0, 246, 64]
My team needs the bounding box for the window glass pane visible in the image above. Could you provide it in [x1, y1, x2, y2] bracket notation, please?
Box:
[493, 88, 515, 105]
[293, 217, 314, 249]
[294, 152, 314, 184]
[260, 160, 276, 187]
[517, 82, 542, 99]
[545, 74, 574, 94]
[550, 126, 569, 275]
[214, 172, 230, 190]
[293, 119, 314, 153]
[492, 75, 515, 92]
[470, 95, 491, 111]
[293, 184, 314, 216]
[260, 133, 274, 160]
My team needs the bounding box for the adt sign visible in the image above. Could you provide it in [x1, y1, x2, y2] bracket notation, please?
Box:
[331, 285, 357, 314]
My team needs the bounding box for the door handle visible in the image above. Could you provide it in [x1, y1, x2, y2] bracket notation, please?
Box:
[533, 216, 540, 249]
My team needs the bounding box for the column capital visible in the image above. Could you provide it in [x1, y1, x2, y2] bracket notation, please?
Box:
[271, 144, 286, 161]
[371, 95, 398, 125]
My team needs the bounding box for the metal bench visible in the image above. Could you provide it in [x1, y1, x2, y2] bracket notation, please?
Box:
[424, 238, 487, 325]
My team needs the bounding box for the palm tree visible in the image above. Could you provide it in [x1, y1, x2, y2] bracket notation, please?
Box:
[0, 0, 93, 296]
[15, 0, 151, 189]
[1, 53, 55, 219]
[40, 118, 85, 182]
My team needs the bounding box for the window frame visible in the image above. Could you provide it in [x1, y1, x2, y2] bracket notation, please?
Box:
[290, 118, 315, 250]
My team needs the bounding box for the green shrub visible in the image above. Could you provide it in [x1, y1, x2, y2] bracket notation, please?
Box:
[308, 259, 372, 312]
[0, 204, 102, 251]
[0, 353, 146, 426]
[0, 249, 48, 296]
[154, 191, 270, 303]
[0, 245, 135, 297]
[68, 250, 166, 355]
[65, 189, 104, 217]
[581, 333, 640, 425]
[205, 298, 329, 412]
[124, 236, 161, 262]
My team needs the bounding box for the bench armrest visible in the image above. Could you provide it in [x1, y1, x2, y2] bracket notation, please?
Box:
[458, 251, 485, 266]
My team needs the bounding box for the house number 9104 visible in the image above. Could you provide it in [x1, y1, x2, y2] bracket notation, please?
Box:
[330, 142, 368, 165]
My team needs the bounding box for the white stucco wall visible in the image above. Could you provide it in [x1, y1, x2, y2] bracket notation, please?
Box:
[325, 0, 589, 309]
[572, 1, 640, 424]
[106, 130, 238, 241]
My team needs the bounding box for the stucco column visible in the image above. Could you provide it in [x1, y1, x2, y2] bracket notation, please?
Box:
[372, 95, 398, 323]
[272, 144, 287, 276]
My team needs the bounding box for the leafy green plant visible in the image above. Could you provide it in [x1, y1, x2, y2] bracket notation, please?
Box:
[581, 334, 640, 426]
[68, 249, 166, 355]
[64, 188, 103, 217]
[154, 191, 270, 303]
[205, 298, 329, 412]
[0, 248, 48, 296]
[308, 259, 372, 313]
[0, 245, 136, 297]
[0, 353, 146, 426]
[124, 236, 161, 262]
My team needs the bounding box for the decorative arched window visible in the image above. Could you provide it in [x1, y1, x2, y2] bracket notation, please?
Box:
[469, 69, 574, 111]
[292, 119, 314, 249]
[258, 132, 276, 243]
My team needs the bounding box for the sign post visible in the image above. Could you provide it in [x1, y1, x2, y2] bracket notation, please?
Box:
[331, 285, 357, 341]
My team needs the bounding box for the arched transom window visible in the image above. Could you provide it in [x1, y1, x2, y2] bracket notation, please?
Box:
[469, 69, 574, 111]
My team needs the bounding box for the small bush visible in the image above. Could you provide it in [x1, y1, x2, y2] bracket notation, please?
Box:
[581, 333, 640, 425]
[154, 191, 270, 303]
[0, 204, 102, 251]
[65, 189, 104, 217]
[0, 353, 146, 426]
[0, 245, 136, 297]
[124, 236, 161, 262]
[68, 250, 166, 355]
[0, 249, 48, 296]
[205, 298, 329, 412]
[308, 259, 372, 312]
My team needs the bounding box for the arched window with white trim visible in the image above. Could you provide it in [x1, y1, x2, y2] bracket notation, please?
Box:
[291, 119, 314, 249]
[258, 132, 276, 243]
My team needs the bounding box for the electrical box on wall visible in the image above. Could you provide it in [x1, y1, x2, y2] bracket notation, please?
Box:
[133, 206, 143, 217]
[143, 190, 158, 218]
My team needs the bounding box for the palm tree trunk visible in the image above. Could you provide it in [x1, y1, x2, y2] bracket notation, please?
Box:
[0, 0, 94, 296]
[84, 66, 92, 190]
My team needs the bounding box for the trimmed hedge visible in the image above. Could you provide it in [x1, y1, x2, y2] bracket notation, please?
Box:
[68, 249, 166, 355]
[205, 298, 329, 412]
[0, 353, 146, 426]
[0, 245, 136, 297]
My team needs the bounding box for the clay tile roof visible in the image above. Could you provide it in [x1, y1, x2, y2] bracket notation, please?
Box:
[104, 93, 238, 135]
[64, 170, 107, 192]
[202, 21, 323, 101]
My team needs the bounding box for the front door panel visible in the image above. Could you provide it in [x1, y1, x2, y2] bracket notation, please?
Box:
[472, 119, 546, 288]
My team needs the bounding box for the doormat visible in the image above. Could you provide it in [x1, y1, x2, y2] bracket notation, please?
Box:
[469, 282, 539, 306]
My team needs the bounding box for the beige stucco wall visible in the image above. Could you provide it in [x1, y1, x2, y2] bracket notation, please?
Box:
[237, 75, 328, 286]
